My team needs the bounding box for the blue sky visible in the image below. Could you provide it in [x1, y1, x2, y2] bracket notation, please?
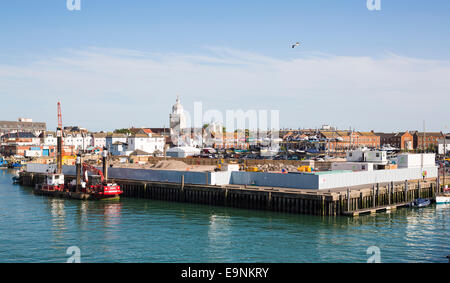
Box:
[0, 0, 449, 132]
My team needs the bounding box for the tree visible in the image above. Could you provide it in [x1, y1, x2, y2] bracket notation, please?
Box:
[114, 128, 132, 134]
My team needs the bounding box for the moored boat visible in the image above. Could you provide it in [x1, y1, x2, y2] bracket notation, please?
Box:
[436, 187, 450, 204]
[413, 198, 431, 208]
[34, 173, 66, 196]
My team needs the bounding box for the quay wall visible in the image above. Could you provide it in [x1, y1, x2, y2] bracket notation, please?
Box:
[19, 170, 439, 217]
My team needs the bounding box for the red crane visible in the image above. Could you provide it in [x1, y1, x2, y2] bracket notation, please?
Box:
[56, 101, 63, 174]
[82, 162, 105, 183]
[80, 162, 122, 198]
[57, 101, 62, 130]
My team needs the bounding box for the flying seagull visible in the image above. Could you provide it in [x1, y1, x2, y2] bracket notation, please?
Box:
[292, 42, 300, 48]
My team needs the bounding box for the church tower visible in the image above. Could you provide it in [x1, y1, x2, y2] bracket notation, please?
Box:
[169, 96, 187, 145]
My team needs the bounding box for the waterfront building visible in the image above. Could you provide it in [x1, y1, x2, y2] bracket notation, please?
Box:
[0, 119, 46, 136]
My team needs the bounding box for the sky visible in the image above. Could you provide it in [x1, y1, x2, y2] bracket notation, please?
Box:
[0, 0, 449, 132]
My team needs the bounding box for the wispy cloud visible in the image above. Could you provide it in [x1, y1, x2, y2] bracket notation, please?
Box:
[0, 47, 449, 131]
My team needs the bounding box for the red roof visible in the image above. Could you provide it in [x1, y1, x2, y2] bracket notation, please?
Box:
[141, 128, 153, 134]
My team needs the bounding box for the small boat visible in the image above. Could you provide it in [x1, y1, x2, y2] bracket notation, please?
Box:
[8, 162, 22, 169]
[413, 198, 431, 208]
[12, 175, 20, 184]
[436, 187, 450, 204]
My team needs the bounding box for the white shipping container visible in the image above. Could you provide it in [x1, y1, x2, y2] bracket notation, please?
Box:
[397, 154, 435, 168]
[364, 151, 387, 163]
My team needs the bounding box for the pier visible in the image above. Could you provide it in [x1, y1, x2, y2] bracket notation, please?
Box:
[19, 171, 438, 216]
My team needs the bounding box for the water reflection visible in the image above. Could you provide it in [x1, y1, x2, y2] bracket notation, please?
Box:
[103, 202, 122, 228]
[207, 213, 232, 261]
[50, 198, 67, 249]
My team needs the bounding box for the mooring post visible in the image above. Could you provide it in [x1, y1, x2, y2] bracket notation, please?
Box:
[181, 175, 185, 190]
[404, 180, 408, 202]
[437, 174, 440, 194]
[359, 192, 363, 209]
[376, 183, 379, 206]
[372, 185, 376, 207]
[75, 154, 81, 193]
[322, 195, 325, 216]
[347, 189, 351, 211]
[389, 181, 394, 204]
[224, 188, 228, 206]
[418, 179, 421, 199]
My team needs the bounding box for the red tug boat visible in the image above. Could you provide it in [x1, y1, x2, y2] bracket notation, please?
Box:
[34, 101, 122, 200]
[76, 161, 122, 199]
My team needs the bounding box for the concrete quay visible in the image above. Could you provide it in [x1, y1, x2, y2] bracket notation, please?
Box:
[19, 171, 438, 217]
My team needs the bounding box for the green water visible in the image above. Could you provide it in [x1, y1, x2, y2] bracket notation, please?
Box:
[0, 169, 448, 263]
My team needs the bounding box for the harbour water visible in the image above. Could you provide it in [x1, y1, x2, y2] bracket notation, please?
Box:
[0, 169, 448, 263]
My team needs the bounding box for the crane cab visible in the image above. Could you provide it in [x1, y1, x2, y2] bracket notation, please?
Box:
[37, 173, 65, 192]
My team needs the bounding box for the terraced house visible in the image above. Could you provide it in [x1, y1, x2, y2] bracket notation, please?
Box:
[321, 131, 380, 151]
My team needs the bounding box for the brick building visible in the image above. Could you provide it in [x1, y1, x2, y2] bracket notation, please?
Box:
[412, 132, 444, 151]
[376, 131, 413, 150]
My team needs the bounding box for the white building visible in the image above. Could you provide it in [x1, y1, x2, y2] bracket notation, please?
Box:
[41, 131, 57, 146]
[92, 133, 107, 148]
[126, 134, 165, 155]
[62, 132, 92, 151]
